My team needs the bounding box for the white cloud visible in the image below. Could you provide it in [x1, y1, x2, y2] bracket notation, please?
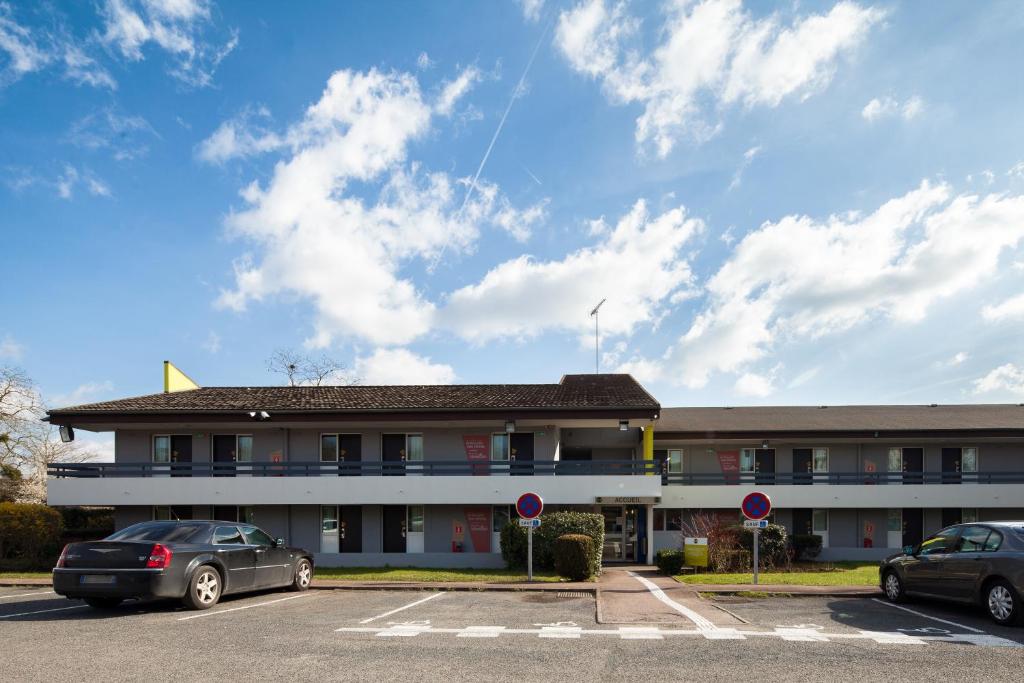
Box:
[196, 107, 283, 164]
[0, 4, 51, 84]
[493, 196, 548, 242]
[0, 333, 23, 359]
[519, 0, 546, 22]
[1008, 162, 1024, 179]
[435, 65, 481, 116]
[68, 108, 157, 161]
[202, 331, 221, 353]
[786, 365, 820, 389]
[216, 67, 547, 348]
[862, 94, 925, 122]
[49, 380, 115, 408]
[556, 0, 884, 156]
[354, 348, 456, 385]
[441, 199, 703, 343]
[734, 370, 774, 397]
[100, 0, 237, 87]
[61, 43, 116, 89]
[416, 51, 432, 70]
[973, 363, 1024, 397]
[949, 351, 969, 366]
[982, 293, 1024, 323]
[728, 144, 761, 190]
[662, 180, 1024, 388]
[55, 165, 111, 199]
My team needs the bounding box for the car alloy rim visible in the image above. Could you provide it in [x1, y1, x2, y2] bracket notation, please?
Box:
[196, 571, 218, 604]
[885, 574, 900, 600]
[298, 563, 311, 587]
[988, 586, 1013, 621]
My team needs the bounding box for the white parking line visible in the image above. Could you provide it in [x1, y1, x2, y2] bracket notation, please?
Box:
[357, 592, 445, 624]
[0, 591, 55, 600]
[870, 598, 986, 634]
[0, 604, 87, 619]
[177, 593, 311, 621]
[628, 571, 718, 631]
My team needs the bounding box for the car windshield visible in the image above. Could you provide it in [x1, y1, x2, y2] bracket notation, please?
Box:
[106, 522, 206, 543]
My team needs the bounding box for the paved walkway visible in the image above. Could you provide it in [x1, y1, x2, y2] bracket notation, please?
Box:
[597, 566, 745, 626]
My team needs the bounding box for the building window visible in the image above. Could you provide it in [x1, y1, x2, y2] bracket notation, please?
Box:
[667, 449, 683, 474]
[653, 509, 666, 531]
[813, 448, 828, 473]
[237, 435, 253, 462]
[962, 508, 979, 524]
[153, 436, 171, 463]
[887, 447, 901, 472]
[887, 509, 901, 532]
[408, 505, 424, 533]
[407, 435, 424, 462]
[961, 447, 978, 473]
[493, 505, 510, 532]
[740, 449, 755, 472]
[491, 433, 509, 461]
[321, 435, 338, 462]
[812, 509, 829, 533]
[666, 509, 683, 531]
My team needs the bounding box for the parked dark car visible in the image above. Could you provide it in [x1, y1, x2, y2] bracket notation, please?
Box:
[880, 521, 1024, 625]
[53, 520, 314, 610]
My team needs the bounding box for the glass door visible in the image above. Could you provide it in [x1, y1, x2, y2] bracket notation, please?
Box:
[602, 506, 623, 561]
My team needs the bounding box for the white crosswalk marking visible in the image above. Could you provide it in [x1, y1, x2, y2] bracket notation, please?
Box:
[858, 630, 927, 645]
[539, 625, 583, 638]
[617, 627, 665, 640]
[457, 626, 506, 638]
[775, 627, 829, 642]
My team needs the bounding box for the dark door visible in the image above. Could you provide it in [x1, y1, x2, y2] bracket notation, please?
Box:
[170, 435, 192, 477]
[382, 434, 406, 476]
[244, 525, 289, 587]
[339, 434, 362, 476]
[902, 508, 923, 548]
[902, 448, 923, 484]
[213, 435, 236, 477]
[212, 525, 255, 593]
[792, 509, 813, 536]
[941, 508, 961, 528]
[510, 433, 534, 476]
[792, 449, 813, 485]
[339, 506, 362, 552]
[654, 449, 668, 476]
[382, 505, 407, 553]
[941, 448, 962, 484]
[213, 506, 238, 522]
[754, 449, 775, 485]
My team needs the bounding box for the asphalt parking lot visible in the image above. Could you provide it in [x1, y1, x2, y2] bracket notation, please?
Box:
[2, 584, 1022, 682]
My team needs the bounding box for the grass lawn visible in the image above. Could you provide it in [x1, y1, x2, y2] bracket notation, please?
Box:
[0, 571, 52, 579]
[675, 561, 878, 586]
[313, 567, 564, 583]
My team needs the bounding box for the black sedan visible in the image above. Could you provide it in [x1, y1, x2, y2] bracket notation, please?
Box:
[880, 521, 1024, 625]
[53, 520, 314, 610]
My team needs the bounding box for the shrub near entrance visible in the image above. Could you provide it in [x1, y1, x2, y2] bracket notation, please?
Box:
[501, 511, 604, 576]
[554, 534, 595, 581]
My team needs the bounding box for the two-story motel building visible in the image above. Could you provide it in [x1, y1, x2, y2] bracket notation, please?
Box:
[45, 372, 1024, 566]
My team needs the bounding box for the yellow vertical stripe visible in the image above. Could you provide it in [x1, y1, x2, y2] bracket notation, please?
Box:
[643, 424, 654, 475]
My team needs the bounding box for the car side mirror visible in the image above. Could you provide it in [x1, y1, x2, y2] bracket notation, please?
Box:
[902, 544, 916, 556]
[275, 538, 285, 548]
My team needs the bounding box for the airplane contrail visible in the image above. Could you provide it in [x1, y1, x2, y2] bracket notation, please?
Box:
[430, 18, 553, 271]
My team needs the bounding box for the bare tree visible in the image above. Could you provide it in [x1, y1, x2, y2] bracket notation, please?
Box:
[266, 348, 359, 386]
[0, 366, 99, 503]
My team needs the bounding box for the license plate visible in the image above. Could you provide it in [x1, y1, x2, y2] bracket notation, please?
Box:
[80, 575, 116, 585]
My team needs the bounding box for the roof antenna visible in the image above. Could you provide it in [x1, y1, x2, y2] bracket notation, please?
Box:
[590, 298, 606, 374]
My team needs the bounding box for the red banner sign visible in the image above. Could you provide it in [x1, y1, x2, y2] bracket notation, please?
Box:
[463, 435, 490, 476]
[717, 450, 740, 484]
[464, 507, 491, 553]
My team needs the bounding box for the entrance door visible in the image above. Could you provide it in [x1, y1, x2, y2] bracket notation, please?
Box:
[941, 448, 961, 484]
[902, 448, 923, 484]
[510, 433, 534, 476]
[339, 506, 362, 553]
[792, 449, 812, 485]
[636, 506, 648, 564]
[755, 448, 775, 485]
[170, 435, 192, 477]
[902, 508, 923, 548]
[340, 435, 362, 476]
[792, 508, 813, 536]
[382, 434, 406, 476]
[382, 505, 407, 553]
[213, 435, 236, 477]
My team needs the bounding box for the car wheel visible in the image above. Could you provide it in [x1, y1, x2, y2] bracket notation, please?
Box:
[84, 597, 123, 609]
[183, 565, 222, 610]
[883, 570, 906, 603]
[291, 559, 313, 592]
[985, 580, 1021, 626]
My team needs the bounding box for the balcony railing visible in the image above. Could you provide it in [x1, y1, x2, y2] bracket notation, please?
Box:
[662, 471, 1024, 485]
[47, 459, 661, 478]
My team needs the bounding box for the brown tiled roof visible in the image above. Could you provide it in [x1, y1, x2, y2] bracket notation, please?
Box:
[657, 404, 1024, 434]
[47, 374, 659, 416]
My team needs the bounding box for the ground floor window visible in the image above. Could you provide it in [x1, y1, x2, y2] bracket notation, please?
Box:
[962, 508, 979, 523]
[812, 509, 828, 533]
[492, 505, 511, 532]
[153, 505, 192, 520]
[213, 505, 255, 524]
[408, 505, 424, 533]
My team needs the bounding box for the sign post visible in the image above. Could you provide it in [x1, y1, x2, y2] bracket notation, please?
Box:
[516, 492, 544, 582]
[741, 491, 772, 585]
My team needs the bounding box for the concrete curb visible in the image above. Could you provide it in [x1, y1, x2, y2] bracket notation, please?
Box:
[0, 577, 596, 593]
[684, 584, 882, 598]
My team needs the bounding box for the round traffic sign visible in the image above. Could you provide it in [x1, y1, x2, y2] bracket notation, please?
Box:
[741, 491, 772, 521]
[516, 492, 544, 520]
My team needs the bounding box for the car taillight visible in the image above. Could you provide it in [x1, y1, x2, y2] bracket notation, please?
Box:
[55, 544, 70, 568]
[146, 543, 173, 569]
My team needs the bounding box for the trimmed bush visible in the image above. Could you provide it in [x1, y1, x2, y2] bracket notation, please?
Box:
[501, 511, 604, 576]
[554, 534, 595, 581]
[0, 503, 64, 564]
[791, 534, 823, 561]
[655, 548, 685, 575]
[738, 523, 789, 569]
[713, 548, 752, 572]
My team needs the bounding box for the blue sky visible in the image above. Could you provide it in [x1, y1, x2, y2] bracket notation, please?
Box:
[3, 0, 1024, 431]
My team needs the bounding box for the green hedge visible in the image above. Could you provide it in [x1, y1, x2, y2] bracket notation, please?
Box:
[655, 549, 685, 575]
[0, 503, 64, 564]
[554, 534, 595, 581]
[791, 534, 823, 561]
[501, 511, 604, 575]
[737, 523, 789, 568]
